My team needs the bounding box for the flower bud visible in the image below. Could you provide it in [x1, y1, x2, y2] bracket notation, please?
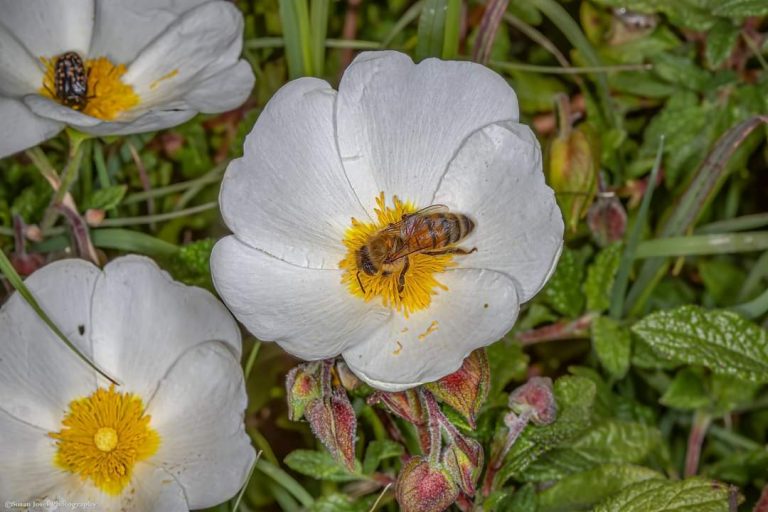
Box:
[587, 191, 627, 246]
[425, 349, 490, 428]
[441, 437, 483, 496]
[547, 96, 599, 233]
[304, 388, 358, 472]
[508, 376, 557, 426]
[285, 362, 322, 421]
[396, 456, 460, 512]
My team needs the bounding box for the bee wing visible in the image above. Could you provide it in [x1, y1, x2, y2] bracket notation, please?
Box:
[410, 204, 449, 216]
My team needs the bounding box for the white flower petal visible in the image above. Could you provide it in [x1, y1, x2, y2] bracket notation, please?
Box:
[46, 465, 188, 512]
[219, 77, 370, 269]
[124, 2, 244, 108]
[89, 0, 212, 64]
[0, 409, 67, 502]
[183, 60, 255, 113]
[211, 236, 390, 359]
[0, 0, 94, 60]
[0, 23, 44, 96]
[0, 259, 99, 430]
[0, 97, 63, 159]
[336, 51, 519, 212]
[24, 95, 103, 127]
[90, 255, 241, 399]
[78, 109, 198, 136]
[434, 122, 564, 301]
[342, 269, 519, 391]
[147, 342, 254, 509]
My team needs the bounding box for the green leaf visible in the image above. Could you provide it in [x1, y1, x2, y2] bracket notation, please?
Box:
[284, 450, 361, 482]
[166, 238, 215, 289]
[713, 0, 768, 17]
[632, 305, 768, 383]
[498, 376, 596, 483]
[523, 420, 660, 481]
[585, 244, 623, 313]
[82, 185, 127, 211]
[592, 477, 733, 512]
[507, 483, 538, 512]
[659, 368, 710, 410]
[710, 373, 761, 413]
[362, 440, 404, 475]
[538, 464, 662, 512]
[706, 19, 740, 68]
[699, 259, 746, 306]
[487, 339, 529, 400]
[542, 249, 585, 318]
[592, 316, 631, 379]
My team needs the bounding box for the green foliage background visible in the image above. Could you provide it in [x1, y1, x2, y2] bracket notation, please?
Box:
[1, 0, 767, 511]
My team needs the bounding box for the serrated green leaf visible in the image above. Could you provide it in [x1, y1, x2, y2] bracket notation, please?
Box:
[585, 244, 622, 313]
[539, 464, 662, 512]
[592, 477, 733, 512]
[592, 316, 631, 379]
[660, 368, 710, 410]
[82, 185, 127, 211]
[523, 420, 660, 481]
[706, 19, 740, 68]
[631, 336, 680, 371]
[498, 376, 596, 483]
[632, 305, 768, 383]
[507, 483, 538, 512]
[308, 494, 375, 512]
[542, 249, 585, 318]
[713, 0, 768, 17]
[284, 450, 361, 482]
[362, 439, 404, 474]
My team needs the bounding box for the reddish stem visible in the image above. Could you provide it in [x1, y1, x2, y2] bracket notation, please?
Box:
[684, 410, 712, 477]
[517, 313, 595, 345]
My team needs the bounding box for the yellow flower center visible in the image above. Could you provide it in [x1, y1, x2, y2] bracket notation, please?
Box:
[339, 193, 455, 316]
[40, 54, 140, 120]
[49, 386, 160, 496]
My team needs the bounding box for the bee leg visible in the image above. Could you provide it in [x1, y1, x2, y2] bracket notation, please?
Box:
[397, 258, 410, 295]
[423, 246, 477, 256]
[356, 271, 366, 294]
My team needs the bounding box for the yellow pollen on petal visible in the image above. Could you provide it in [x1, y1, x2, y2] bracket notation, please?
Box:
[49, 385, 160, 496]
[40, 55, 140, 121]
[339, 193, 455, 316]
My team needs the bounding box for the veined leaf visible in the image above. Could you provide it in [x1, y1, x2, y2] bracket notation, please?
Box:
[593, 477, 734, 512]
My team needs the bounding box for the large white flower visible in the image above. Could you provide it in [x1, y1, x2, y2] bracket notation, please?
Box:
[0, 256, 254, 511]
[0, 0, 254, 159]
[211, 51, 564, 392]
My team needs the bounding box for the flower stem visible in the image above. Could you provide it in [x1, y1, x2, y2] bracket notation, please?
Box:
[40, 130, 89, 231]
[684, 409, 712, 477]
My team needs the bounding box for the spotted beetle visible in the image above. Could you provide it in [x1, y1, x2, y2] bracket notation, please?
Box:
[53, 51, 89, 110]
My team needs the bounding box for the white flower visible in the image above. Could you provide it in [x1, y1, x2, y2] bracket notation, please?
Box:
[0, 256, 255, 511]
[211, 51, 564, 392]
[0, 0, 254, 159]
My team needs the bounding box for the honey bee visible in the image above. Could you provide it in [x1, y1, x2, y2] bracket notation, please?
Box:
[51, 51, 90, 110]
[355, 205, 477, 295]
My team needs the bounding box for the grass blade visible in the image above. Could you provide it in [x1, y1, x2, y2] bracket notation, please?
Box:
[625, 115, 768, 314]
[310, 0, 330, 75]
[255, 458, 314, 507]
[382, 1, 424, 47]
[279, 0, 313, 78]
[0, 249, 119, 385]
[609, 136, 664, 319]
[635, 232, 768, 258]
[442, 0, 462, 59]
[416, 0, 449, 61]
[472, 0, 509, 64]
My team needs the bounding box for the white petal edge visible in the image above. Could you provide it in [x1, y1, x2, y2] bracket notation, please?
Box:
[0, 96, 63, 159]
[90, 255, 241, 400]
[0, 408, 68, 502]
[183, 59, 255, 113]
[46, 464, 188, 512]
[89, 0, 212, 64]
[0, 22, 45, 96]
[147, 341, 255, 509]
[335, 51, 520, 214]
[211, 236, 391, 360]
[219, 77, 371, 269]
[342, 268, 520, 391]
[0, 259, 99, 430]
[434, 121, 564, 302]
[124, 2, 244, 108]
[0, 0, 94, 62]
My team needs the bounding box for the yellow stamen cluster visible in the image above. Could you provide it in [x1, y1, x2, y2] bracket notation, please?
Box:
[339, 193, 455, 315]
[40, 56, 140, 120]
[49, 386, 160, 495]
